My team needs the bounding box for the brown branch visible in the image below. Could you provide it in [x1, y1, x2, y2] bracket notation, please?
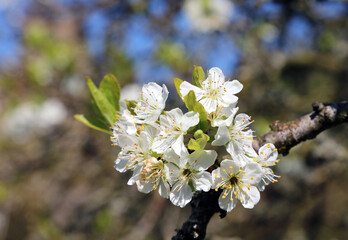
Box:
[172, 101, 348, 240]
[254, 101, 348, 155]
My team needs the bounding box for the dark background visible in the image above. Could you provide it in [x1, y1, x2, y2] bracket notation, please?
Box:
[0, 0, 347, 239]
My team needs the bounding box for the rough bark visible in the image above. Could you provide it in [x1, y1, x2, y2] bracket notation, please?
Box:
[172, 190, 226, 240]
[254, 101, 348, 155]
[172, 101, 348, 240]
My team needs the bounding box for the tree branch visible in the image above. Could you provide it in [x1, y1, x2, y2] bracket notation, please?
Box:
[172, 101, 348, 240]
[254, 101, 348, 155]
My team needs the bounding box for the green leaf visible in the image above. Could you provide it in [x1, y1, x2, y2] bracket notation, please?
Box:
[188, 133, 209, 151]
[192, 65, 205, 88]
[174, 78, 183, 98]
[86, 77, 117, 126]
[183, 90, 209, 131]
[99, 74, 121, 111]
[74, 114, 111, 134]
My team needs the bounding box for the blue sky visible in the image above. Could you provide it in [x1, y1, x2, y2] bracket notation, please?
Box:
[0, 0, 347, 80]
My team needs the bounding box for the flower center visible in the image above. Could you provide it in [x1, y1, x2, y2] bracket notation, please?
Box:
[183, 168, 191, 177]
[229, 176, 239, 186]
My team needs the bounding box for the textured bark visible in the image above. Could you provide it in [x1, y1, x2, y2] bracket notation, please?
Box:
[254, 101, 348, 155]
[172, 190, 226, 240]
[172, 101, 348, 240]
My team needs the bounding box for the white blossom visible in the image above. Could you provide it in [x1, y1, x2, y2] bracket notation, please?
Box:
[111, 102, 137, 145]
[164, 148, 217, 208]
[251, 143, 281, 191]
[106, 66, 282, 210]
[183, 0, 233, 33]
[128, 157, 170, 198]
[134, 82, 169, 125]
[152, 108, 199, 156]
[180, 67, 242, 114]
[212, 160, 263, 212]
[208, 103, 238, 127]
[114, 125, 158, 172]
[212, 112, 255, 163]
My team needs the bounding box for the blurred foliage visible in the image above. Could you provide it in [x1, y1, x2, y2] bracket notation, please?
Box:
[0, 0, 348, 240]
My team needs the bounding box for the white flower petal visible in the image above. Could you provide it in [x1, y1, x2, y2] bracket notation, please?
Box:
[212, 126, 229, 146]
[144, 125, 160, 139]
[239, 186, 260, 209]
[194, 172, 212, 192]
[158, 178, 170, 198]
[134, 82, 168, 124]
[218, 94, 238, 107]
[152, 135, 176, 153]
[164, 148, 189, 168]
[220, 159, 241, 175]
[212, 168, 222, 189]
[166, 108, 183, 121]
[166, 163, 181, 185]
[189, 150, 217, 171]
[114, 157, 128, 173]
[224, 80, 243, 95]
[172, 134, 187, 156]
[118, 135, 138, 148]
[127, 165, 142, 185]
[258, 143, 278, 165]
[226, 141, 245, 157]
[138, 131, 152, 151]
[179, 81, 203, 98]
[242, 162, 264, 185]
[218, 189, 236, 212]
[199, 98, 217, 114]
[217, 107, 239, 127]
[136, 180, 154, 194]
[181, 111, 199, 131]
[234, 113, 251, 127]
[170, 182, 193, 208]
[161, 84, 169, 103]
[208, 67, 225, 85]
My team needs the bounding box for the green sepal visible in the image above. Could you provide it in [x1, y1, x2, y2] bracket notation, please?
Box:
[192, 65, 205, 88]
[86, 77, 117, 126]
[125, 100, 137, 115]
[74, 114, 111, 134]
[149, 150, 162, 159]
[183, 90, 208, 131]
[174, 78, 183, 98]
[99, 74, 121, 111]
[188, 132, 210, 151]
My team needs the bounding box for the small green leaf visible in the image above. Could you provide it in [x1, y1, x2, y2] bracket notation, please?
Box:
[192, 65, 205, 88]
[99, 74, 121, 111]
[174, 78, 183, 98]
[183, 91, 209, 131]
[86, 77, 117, 126]
[74, 114, 111, 134]
[125, 100, 137, 115]
[188, 133, 209, 151]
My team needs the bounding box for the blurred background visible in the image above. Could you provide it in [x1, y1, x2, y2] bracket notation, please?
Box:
[0, 0, 348, 239]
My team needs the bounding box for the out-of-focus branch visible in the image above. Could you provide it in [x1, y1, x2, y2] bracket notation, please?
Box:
[172, 101, 348, 240]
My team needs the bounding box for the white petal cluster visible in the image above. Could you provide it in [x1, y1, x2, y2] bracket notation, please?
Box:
[180, 67, 243, 114]
[165, 148, 217, 207]
[134, 82, 169, 125]
[110, 67, 281, 212]
[152, 108, 199, 156]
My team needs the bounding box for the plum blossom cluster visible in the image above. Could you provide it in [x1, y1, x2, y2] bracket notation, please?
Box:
[111, 67, 280, 212]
